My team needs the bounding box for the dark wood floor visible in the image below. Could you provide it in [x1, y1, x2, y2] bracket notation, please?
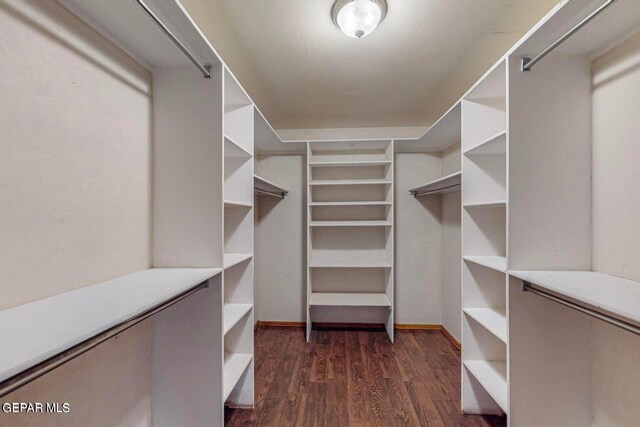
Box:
[225, 326, 506, 427]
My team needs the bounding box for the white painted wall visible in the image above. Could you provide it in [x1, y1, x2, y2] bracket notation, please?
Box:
[441, 192, 461, 341]
[255, 154, 307, 322]
[394, 153, 443, 325]
[591, 30, 640, 426]
[0, 1, 152, 424]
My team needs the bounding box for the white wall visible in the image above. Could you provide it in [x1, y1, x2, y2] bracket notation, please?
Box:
[441, 192, 461, 341]
[0, 1, 152, 424]
[591, 30, 640, 426]
[255, 154, 307, 322]
[394, 153, 443, 325]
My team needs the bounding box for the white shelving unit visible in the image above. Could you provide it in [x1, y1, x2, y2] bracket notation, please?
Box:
[307, 140, 394, 342]
[461, 59, 509, 417]
[222, 69, 255, 408]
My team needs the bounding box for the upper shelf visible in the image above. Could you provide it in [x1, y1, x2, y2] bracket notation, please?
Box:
[510, 270, 640, 329]
[62, 0, 223, 71]
[464, 130, 507, 156]
[0, 268, 222, 384]
[309, 179, 392, 186]
[254, 174, 288, 198]
[396, 102, 461, 153]
[410, 171, 461, 197]
[309, 160, 391, 168]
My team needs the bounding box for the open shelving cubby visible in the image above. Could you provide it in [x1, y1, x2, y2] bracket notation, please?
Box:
[306, 140, 394, 342]
[461, 59, 509, 417]
[222, 68, 254, 408]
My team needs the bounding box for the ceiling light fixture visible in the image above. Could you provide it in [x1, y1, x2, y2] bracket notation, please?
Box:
[332, 0, 387, 39]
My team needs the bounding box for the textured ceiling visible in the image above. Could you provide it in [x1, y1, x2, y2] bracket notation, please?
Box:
[181, 0, 558, 129]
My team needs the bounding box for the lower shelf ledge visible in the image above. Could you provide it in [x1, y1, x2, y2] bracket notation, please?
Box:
[309, 292, 391, 307]
[463, 308, 507, 343]
[463, 360, 507, 413]
[463, 256, 507, 273]
[223, 304, 253, 335]
[223, 352, 253, 402]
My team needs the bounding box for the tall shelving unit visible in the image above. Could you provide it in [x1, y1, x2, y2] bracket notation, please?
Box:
[222, 69, 255, 407]
[461, 60, 509, 416]
[59, 0, 261, 421]
[306, 140, 394, 342]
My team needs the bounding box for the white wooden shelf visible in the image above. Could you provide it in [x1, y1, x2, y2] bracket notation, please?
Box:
[463, 200, 507, 208]
[463, 360, 507, 413]
[254, 174, 288, 198]
[223, 304, 253, 335]
[464, 308, 507, 343]
[464, 130, 507, 156]
[309, 201, 391, 206]
[309, 220, 392, 227]
[0, 268, 222, 383]
[410, 171, 461, 197]
[223, 352, 253, 401]
[223, 253, 253, 270]
[224, 134, 252, 159]
[510, 270, 640, 328]
[224, 200, 252, 208]
[463, 256, 507, 273]
[309, 258, 392, 268]
[309, 160, 392, 167]
[309, 292, 392, 307]
[309, 179, 392, 186]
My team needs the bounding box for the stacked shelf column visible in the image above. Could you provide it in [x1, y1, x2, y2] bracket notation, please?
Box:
[306, 141, 394, 342]
[461, 60, 509, 416]
[222, 69, 254, 407]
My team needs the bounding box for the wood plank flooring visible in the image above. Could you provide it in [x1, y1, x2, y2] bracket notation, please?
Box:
[225, 326, 506, 426]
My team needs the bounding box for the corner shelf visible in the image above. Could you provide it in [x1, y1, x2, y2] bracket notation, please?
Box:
[463, 256, 507, 273]
[463, 308, 507, 343]
[410, 171, 461, 197]
[223, 352, 253, 401]
[463, 360, 507, 413]
[309, 292, 392, 307]
[223, 253, 253, 270]
[464, 130, 507, 156]
[254, 174, 288, 198]
[223, 304, 253, 335]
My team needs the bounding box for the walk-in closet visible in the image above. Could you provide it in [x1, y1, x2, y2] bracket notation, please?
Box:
[2, 0, 639, 425]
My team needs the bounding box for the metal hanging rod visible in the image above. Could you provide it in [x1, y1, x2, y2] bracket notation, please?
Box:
[255, 188, 287, 199]
[134, 0, 211, 78]
[0, 280, 209, 398]
[521, 0, 616, 71]
[411, 184, 461, 198]
[522, 281, 640, 337]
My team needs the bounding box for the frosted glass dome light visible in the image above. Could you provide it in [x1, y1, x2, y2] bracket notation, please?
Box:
[332, 0, 387, 39]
